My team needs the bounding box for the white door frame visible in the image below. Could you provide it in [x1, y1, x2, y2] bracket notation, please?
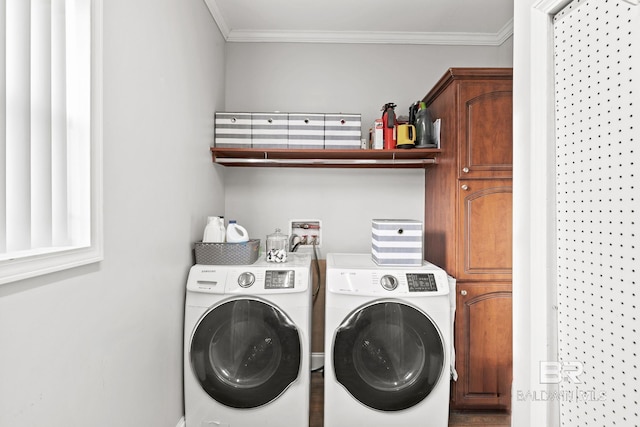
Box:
[512, 1, 571, 426]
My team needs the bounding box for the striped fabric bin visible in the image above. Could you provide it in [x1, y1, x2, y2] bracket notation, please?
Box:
[288, 113, 324, 149]
[214, 112, 252, 148]
[324, 113, 361, 149]
[251, 113, 288, 149]
[372, 219, 423, 266]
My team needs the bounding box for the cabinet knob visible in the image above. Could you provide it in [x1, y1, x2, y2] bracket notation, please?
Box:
[461, 184, 469, 191]
[460, 290, 468, 296]
[462, 167, 469, 173]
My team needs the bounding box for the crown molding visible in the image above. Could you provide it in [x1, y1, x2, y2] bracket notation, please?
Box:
[494, 18, 515, 45]
[204, 0, 230, 39]
[228, 22, 513, 45]
[204, 0, 513, 46]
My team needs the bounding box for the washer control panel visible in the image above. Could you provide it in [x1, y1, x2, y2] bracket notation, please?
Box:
[265, 270, 295, 289]
[237, 270, 295, 289]
[187, 253, 311, 295]
[237, 272, 256, 288]
[225, 265, 309, 294]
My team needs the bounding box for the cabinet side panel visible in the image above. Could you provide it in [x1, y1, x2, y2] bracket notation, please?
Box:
[424, 83, 458, 274]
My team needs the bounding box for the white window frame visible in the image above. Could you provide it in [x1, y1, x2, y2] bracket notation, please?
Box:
[0, 0, 103, 285]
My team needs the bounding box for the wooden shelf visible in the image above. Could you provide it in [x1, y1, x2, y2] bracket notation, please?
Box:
[210, 147, 441, 168]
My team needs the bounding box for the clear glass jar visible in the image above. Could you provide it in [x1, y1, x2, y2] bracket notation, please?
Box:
[266, 228, 288, 262]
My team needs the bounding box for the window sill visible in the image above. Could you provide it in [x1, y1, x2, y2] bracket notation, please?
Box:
[0, 245, 103, 285]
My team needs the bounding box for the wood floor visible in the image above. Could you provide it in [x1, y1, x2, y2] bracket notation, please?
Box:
[310, 372, 511, 427]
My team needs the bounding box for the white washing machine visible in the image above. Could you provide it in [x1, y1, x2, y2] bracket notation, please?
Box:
[324, 253, 455, 427]
[184, 253, 312, 427]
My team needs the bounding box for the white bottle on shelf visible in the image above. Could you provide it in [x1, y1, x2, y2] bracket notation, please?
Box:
[226, 220, 250, 243]
[203, 216, 225, 243]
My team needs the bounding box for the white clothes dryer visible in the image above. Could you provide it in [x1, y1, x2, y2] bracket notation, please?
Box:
[184, 253, 312, 427]
[324, 253, 455, 427]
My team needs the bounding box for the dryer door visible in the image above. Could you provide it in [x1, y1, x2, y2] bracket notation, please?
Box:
[333, 301, 445, 411]
[190, 298, 301, 408]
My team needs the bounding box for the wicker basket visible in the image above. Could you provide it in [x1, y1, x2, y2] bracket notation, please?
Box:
[194, 239, 260, 265]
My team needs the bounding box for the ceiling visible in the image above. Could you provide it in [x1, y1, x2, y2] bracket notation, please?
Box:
[204, 0, 514, 45]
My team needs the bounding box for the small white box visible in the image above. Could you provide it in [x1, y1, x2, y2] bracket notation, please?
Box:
[324, 113, 361, 149]
[288, 113, 324, 149]
[251, 112, 288, 149]
[371, 119, 384, 149]
[372, 219, 423, 266]
[214, 112, 252, 148]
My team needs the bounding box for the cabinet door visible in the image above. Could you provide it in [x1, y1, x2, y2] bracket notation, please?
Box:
[452, 283, 512, 410]
[458, 81, 512, 179]
[457, 179, 512, 281]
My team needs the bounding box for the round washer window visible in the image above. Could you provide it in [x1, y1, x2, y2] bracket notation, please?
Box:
[190, 298, 301, 408]
[333, 301, 445, 411]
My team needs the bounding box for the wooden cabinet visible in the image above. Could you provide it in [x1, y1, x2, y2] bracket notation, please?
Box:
[422, 68, 513, 411]
[457, 81, 513, 179]
[454, 283, 512, 410]
[457, 179, 512, 282]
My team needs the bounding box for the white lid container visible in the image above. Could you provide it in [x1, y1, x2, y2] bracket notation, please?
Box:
[226, 220, 250, 243]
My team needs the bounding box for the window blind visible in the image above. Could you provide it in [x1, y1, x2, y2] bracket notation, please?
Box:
[1, 0, 91, 259]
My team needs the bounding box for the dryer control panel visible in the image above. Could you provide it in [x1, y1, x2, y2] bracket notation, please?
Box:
[327, 269, 449, 297]
[406, 273, 438, 292]
[325, 252, 450, 297]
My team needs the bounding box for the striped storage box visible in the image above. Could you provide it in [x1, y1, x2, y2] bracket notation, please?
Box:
[372, 219, 423, 266]
[288, 113, 324, 149]
[214, 112, 252, 148]
[251, 113, 288, 149]
[324, 113, 361, 149]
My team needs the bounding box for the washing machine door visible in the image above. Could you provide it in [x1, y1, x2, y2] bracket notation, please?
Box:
[190, 298, 301, 408]
[333, 301, 445, 411]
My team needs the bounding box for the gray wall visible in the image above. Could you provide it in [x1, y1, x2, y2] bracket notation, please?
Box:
[0, 1, 225, 426]
[223, 41, 513, 255]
